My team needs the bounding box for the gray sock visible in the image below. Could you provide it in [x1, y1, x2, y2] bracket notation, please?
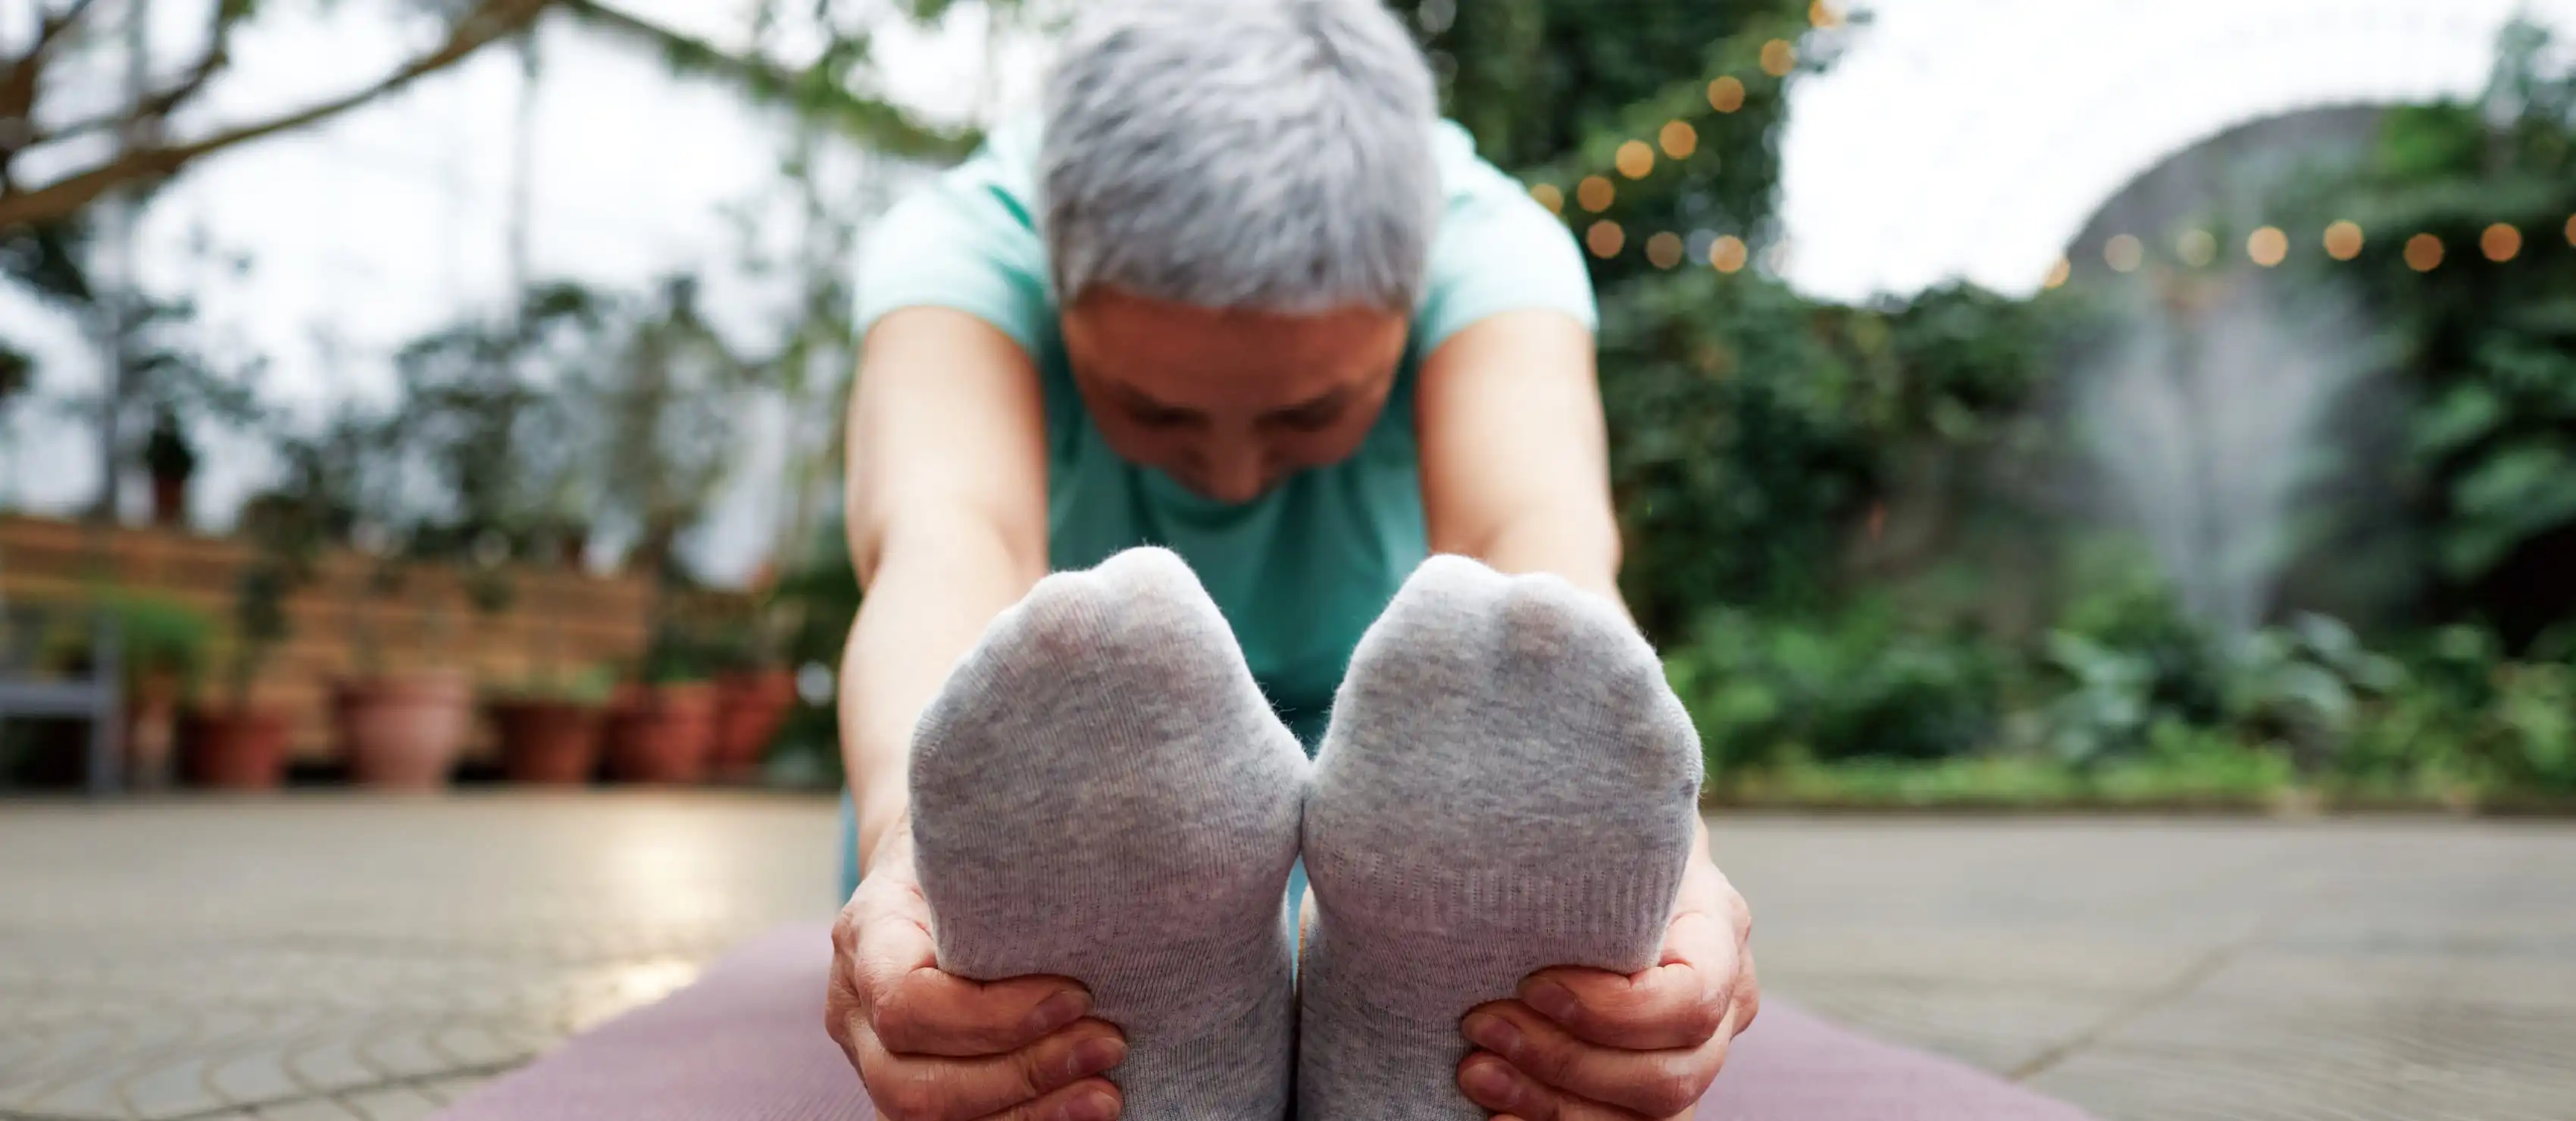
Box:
[911, 546, 1309, 1121]
[1297, 556, 1704, 1121]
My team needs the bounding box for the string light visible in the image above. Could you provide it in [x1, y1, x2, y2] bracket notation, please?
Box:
[2177, 230, 2216, 267]
[1760, 39, 1797, 78]
[2406, 233, 2444, 272]
[2043, 258, 2071, 289]
[2105, 234, 2144, 273]
[1646, 232, 1685, 270]
[1708, 76, 1746, 113]
[1660, 120, 1699, 160]
[1616, 141, 1656, 180]
[1529, 183, 1565, 215]
[2482, 222, 2522, 262]
[1710, 235, 1749, 273]
[2249, 226, 2289, 267]
[2324, 220, 2365, 261]
[1577, 176, 1615, 213]
[1587, 220, 1627, 259]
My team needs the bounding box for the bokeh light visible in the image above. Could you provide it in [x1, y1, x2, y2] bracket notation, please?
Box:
[2406, 233, 2445, 272]
[1616, 140, 1656, 180]
[1708, 76, 1746, 113]
[2248, 226, 2289, 267]
[1711, 235, 1749, 273]
[1761, 39, 1798, 78]
[1809, 1, 1843, 29]
[1529, 183, 1564, 214]
[2177, 230, 2216, 267]
[2482, 222, 2522, 262]
[1587, 220, 1627, 259]
[2565, 214, 2576, 247]
[1646, 232, 1685, 270]
[1577, 175, 1615, 213]
[2105, 234, 2144, 273]
[1660, 120, 1699, 160]
[2042, 258, 2071, 289]
[2324, 220, 2365, 261]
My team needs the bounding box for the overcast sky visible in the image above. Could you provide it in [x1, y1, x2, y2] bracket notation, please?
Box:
[5, 0, 2572, 582]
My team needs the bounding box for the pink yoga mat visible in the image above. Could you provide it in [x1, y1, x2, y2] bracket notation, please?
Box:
[436, 923, 2095, 1121]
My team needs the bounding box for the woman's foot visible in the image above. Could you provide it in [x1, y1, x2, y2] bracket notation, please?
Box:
[911, 547, 1310, 1120]
[1298, 555, 1703, 1121]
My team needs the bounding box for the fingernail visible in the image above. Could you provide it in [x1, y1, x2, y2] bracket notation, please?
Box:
[1026, 991, 1088, 1035]
[1524, 980, 1578, 1023]
[1462, 1013, 1521, 1057]
[1462, 1060, 1521, 1109]
[1063, 1088, 1118, 1121]
[1069, 1036, 1127, 1077]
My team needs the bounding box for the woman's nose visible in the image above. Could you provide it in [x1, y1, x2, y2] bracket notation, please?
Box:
[1197, 443, 1268, 504]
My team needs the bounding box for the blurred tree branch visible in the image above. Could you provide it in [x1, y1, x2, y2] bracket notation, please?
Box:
[555, 0, 977, 161]
[0, 0, 553, 230]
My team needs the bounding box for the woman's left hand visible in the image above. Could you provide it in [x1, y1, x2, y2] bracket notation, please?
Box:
[1455, 844, 1758, 1121]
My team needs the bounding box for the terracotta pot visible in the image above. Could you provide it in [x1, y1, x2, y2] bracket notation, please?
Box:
[127, 671, 184, 789]
[179, 708, 291, 790]
[605, 682, 718, 784]
[490, 699, 605, 785]
[711, 670, 799, 778]
[335, 672, 474, 791]
[149, 473, 188, 528]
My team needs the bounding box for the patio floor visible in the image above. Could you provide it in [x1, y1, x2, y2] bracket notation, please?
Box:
[3, 794, 2571, 1120]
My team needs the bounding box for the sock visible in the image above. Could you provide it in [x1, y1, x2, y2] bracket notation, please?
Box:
[910, 546, 1309, 1121]
[1297, 556, 1704, 1121]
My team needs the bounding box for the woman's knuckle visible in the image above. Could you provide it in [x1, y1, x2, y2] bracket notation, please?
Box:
[1643, 1059, 1705, 1115]
[873, 1073, 934, 1121]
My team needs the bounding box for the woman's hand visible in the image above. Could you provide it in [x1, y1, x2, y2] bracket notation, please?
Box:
[1455, 845, 1758, 1121]
[827, 829, 1130, 1121]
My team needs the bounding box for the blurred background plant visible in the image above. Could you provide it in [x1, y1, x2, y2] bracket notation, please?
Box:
[6, 0, 2576, 802]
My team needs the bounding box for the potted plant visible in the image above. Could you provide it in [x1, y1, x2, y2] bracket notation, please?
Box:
[109, 592, 212, 789]
[488, 661, 615, 785]
[605, 628, 719, 784]
[709, 592, 798, 782]
[141, 408, 197, 529]
[332, 537, 477, 792]
[181, 563, 295, 790]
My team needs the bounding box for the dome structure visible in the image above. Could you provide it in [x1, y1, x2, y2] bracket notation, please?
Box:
[1777, 0, 2576, 301]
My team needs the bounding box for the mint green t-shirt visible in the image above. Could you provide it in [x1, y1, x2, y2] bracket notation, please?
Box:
[855, 119, 1595, 745]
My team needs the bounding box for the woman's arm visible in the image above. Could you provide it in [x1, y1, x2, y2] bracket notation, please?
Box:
[829, 308, 1132, 1121]
[840, 307, 1052, 872]
[1417, 309, 1759, 1121]
[1415, 309, 1625, 609]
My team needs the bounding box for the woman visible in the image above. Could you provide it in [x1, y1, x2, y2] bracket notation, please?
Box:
[827, 2, 1758, 1119]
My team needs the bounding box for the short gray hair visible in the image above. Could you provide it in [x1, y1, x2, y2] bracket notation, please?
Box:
[1040, 0, 1441, 314]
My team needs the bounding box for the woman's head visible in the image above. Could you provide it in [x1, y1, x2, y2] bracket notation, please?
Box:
[1042, 0, 1438, 502]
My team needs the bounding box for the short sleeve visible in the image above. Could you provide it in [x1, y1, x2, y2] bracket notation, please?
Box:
[852, 123, 1055, 355]
[1411, 122, 1599, 355]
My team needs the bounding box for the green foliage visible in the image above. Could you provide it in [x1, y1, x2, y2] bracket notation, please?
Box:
[1663, 600, 2007, 777]
[2290, 21, 2576, 644]
[1601, 273, 2063, 635]
[107, 593, 214, 692]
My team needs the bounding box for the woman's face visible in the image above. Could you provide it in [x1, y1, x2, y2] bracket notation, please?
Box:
[1060, 288, 1409, 504]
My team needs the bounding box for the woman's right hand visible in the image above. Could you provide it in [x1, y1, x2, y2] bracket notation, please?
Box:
[827, 827, 1128, 1121]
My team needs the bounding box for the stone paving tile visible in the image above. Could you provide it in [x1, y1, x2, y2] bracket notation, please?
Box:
[4, 797, 2572, 1120]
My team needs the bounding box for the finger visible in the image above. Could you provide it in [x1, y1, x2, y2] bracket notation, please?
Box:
[1456, 1052, 1654, 1121]
[859, 1019, 1127, 1121]
[1731, 948, 1761, 1035]
[1464, 1002, 1726, 1119]
[874, 967, 1096, 1057]
[1518, 910, 1737, 1050]
[976, 1076, 1121, 1121]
